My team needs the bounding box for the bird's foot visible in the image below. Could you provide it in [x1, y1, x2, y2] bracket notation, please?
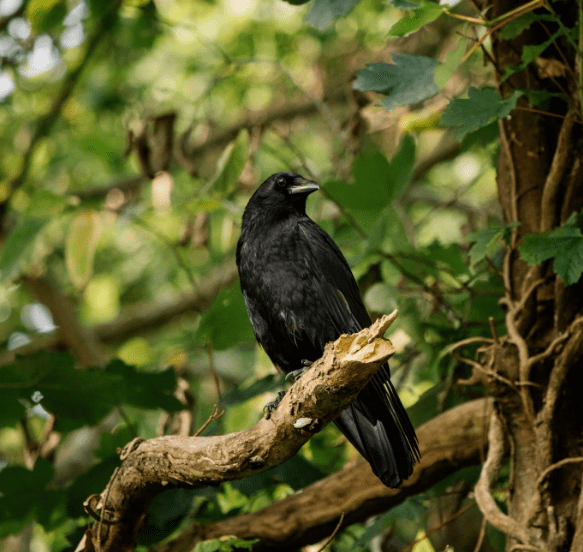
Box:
[263, 390, 286, 419]
[285, 359, 313, 382]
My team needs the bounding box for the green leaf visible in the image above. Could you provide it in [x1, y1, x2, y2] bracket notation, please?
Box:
[498, 12, 553, 40]
[232, 454, 326, 494]
[197, 284, 255, 349]
[0, 352, 182, 433]
[353, 55, 439, 110]
[502, 30, 562, 82]
[0, 459, 66, 537]
[66, 211, 102, 289]
[434, 36, 467, 89]
[354, 497, 425, 546]
[220, 374, 283, 406]
[520, 222, 583, 286]
[388, 2, 444, 37]
[467, 223, 519, 266]
[211, 129, 250, 193]
[305, 0, 360, 30]
[104, 359, 184, 412]
[520, 88, 564, 108]
[0, 363, 28, 426]
[0, 218, 48, 281]
[195, 536, 259, 552]
[27, 0, 66, 33]
[351, 151, 392, 205]
[417, 241, 470, 276]
[388, 133, 416, 200]
[441, 87, 523, 141]
[66, 457, 121, 518]
[391, 0, 422, 8]
[324, 136, 415, 231]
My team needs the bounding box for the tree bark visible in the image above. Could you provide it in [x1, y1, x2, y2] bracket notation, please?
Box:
[153, 398, 493, 552]
[476, 1, 583, 550]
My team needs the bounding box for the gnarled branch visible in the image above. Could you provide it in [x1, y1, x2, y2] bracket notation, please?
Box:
[80, 313, 399, 552]
[154, 397, 494, 552]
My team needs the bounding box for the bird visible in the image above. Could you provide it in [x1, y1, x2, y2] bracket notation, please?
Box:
[236, 171, 419, 487]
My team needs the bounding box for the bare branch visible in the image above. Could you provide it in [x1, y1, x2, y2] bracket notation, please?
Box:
[475, 409, 541, 549]
[0, 259, 239, 366]
[22, 275, 106, 367]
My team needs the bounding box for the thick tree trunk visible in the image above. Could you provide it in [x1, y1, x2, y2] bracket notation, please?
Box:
[479, 1, 583, 550]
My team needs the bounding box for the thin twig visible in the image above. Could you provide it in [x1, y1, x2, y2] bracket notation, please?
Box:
[448, 336, 496, 354]
[473, 515, 488, 552]
[207, 342, 222, 402]
[315, 513, 345, 552]
[453, 351, 517, 390]
[489, 317, 500, 345]
[193, 404, 225, 437]
[536, 457, 583, 488]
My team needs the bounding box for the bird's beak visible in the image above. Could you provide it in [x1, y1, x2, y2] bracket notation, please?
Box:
[288, 176, 320, 195]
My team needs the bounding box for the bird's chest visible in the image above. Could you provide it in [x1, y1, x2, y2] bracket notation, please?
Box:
[239, 226, 317, 310]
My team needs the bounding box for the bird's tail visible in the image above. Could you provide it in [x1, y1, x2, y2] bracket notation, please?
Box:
[334, 365, 420, 488]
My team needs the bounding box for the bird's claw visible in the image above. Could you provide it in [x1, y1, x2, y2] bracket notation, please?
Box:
[263, 390, 286, 419]
[285, 360, 313, 382]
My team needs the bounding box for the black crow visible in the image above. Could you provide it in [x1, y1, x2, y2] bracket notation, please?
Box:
[236, 171, 419, 487]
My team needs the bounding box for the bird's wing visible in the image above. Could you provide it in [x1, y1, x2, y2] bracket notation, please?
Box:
[299, 219, 371, 335]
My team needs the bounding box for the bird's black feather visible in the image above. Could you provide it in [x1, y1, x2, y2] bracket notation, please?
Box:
[236, 172, 420, 487]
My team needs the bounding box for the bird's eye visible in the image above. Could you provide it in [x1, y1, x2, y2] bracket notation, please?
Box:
[276, 176, 286, 188]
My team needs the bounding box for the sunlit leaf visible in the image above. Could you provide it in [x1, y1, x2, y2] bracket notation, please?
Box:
[197, 284, 255, 349]
[27, 0, 66, 33]
[0, 218, 48, 281]
[389, 1, 444, 37]
[212, 129, 250, 193]
[66, 211, 102, 290]
[434, 35, 467, 88]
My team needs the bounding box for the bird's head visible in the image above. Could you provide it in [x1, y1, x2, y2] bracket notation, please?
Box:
[252, 172, 320, 212]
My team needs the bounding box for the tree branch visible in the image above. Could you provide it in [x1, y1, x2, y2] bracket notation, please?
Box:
[81, 314, 399, 552]
[0, 259, 239, 366]
[22, 275, 106, 367]
[475, 409, 541, 549]
[153, 397, 494, 552]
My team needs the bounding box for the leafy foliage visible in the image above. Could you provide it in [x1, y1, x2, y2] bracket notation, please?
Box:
[0, 0, 567, 548]
[520, 214, 583, 286]
[468, 223, 519, 266]
[0, 352, 183, 431]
